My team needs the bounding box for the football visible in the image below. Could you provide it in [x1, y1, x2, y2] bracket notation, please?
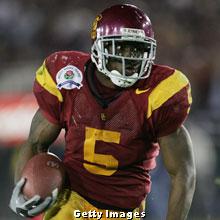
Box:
[21, 152, 65, 199]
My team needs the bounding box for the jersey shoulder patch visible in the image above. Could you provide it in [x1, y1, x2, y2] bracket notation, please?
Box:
[35, 51, 90, 101]
[56, 65, 83, 90]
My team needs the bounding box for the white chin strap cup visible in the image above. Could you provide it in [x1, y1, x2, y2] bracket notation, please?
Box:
[109, 70, 138, 88]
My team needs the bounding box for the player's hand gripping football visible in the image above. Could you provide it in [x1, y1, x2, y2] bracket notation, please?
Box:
[9, 178, 58, 217]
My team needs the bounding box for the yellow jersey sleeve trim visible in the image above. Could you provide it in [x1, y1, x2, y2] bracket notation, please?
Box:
[147, 70, 190, 119]
[36, 62, 63, 102]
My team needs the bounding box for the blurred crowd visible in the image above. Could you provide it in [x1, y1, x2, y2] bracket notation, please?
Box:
[0, 0, 220, 219]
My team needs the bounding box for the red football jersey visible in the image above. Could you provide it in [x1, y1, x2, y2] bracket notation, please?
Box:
[33, 51, 192, 209]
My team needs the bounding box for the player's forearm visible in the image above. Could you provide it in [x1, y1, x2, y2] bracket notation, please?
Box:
[166, 169, 196, 220]
[14, 110, 61, 182]
[159, 126, 196, 219]
[14, 141, 43, 183]
[15, 141, 49, 183]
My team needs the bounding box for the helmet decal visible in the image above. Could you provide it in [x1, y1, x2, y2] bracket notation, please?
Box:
[91, 15, 102, 40]
[121, 28, 146, 39]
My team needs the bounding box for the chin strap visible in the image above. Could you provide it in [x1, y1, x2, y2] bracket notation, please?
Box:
[109, 70, 138, 88]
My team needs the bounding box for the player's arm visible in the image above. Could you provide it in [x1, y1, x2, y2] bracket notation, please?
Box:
[159, 125, 196, 220]
[10, 109, 61, 218]
[15, 108, 61, 182]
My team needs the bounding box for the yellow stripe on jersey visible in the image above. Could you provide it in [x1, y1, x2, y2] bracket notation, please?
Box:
[36, 62, 63, 102]
[147, 70, 190, 119]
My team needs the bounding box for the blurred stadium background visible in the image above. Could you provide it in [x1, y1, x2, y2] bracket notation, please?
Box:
[0, 0, 219, 219]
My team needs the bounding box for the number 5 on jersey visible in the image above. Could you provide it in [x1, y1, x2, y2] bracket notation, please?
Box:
[83, 127, 121, 176]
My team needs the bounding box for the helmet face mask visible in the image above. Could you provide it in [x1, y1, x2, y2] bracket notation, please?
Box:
[91, 4, 157, 88]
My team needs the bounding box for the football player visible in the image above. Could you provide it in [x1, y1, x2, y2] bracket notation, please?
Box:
[9, 4, 196, 220]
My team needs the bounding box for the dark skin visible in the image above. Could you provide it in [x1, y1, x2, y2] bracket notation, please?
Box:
[159, 126, 196, 220]
[15, 109, 61, 182]
[98, 41, 144, 89]
[15, 49, 196, 220]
